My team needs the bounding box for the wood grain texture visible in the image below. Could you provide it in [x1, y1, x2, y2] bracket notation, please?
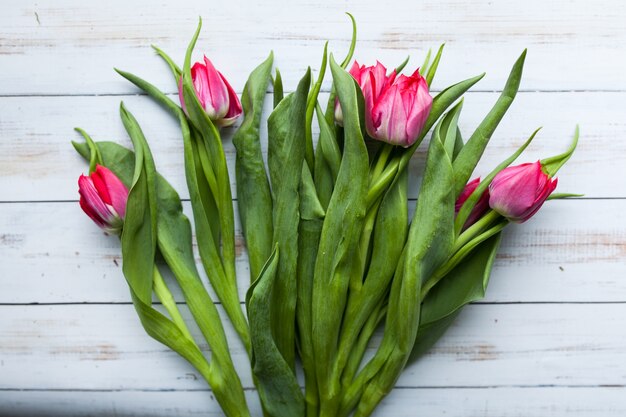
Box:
[0, 92, 623, 202]
[0, 199, 624, 304]
[2, 387, 626, 417]
[1, 0, 624, 415]
[0, 0, 625, 94]
[2, 304, 626, 395]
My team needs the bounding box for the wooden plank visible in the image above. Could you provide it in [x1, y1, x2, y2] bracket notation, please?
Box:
[2, 387, 625, 417]
[0, 91, 622, 202]
[1, 0, 625, 95]
[1, 198, 624, 304]
[1, 304, 626, 391]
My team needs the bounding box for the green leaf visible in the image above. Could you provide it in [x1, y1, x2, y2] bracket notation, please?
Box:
[128, 287, 216, 390]
[410, 233, 502, 361]
[324, 12, 357, 129]
[541, 125, 579, 177]
[548, 192, 583, 200]
[425, 43, 444, 86]
[180, 19, 249, 351]
[453, 50, 527, 197]
[340, 13, 357, 68]
[305, 42, 328, 172]
[395, 55, 410, 74]
[314, 102, 341, 208]
[437, 98, 464, 158]
[453, 127, 464, 160]
[151, 44, 182, 82]
[119, 103, 158, 305]
[335, 168, 408, 379]
[296, 162, 325, 417]
[73, 128, 102, 173]
[115, 68, 182, 116]
[267, 68, 312, 369]
[312, 55, 369, 414]
[420, 48, 432, 74]
[233, 52, 274, 281]
[273, 68, 284, 108]
[246, 247, 305, 417]
[155, 155, 251, 417]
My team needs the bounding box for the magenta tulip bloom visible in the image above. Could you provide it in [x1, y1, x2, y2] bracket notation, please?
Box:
[178, 56, 242, 127]
[488, 161, 558, 223]
[368, 69, 432, 147]
[455, 178, 490, 229]
[336, 61, 432, 147]
[78, 165, 129, 235]
[335, 61, 396, 126]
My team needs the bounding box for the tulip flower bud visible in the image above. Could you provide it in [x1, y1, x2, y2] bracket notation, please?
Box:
[335, 61, 396, 127]
[455, 178, 490, 229]
[368, 69, 432, 147]
[179, 56, 242, 127]
[488, 161, 557, 223]
[78, 165, 129, 235]
[337, 61, 432, 147]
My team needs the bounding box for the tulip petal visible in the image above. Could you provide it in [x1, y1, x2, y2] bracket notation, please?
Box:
[79, 195, 106, 227]
[219, 71, 243, 121]
[489, 161, 557, 223]
[94, 165, 129, 218]
[203, 56, 230, 118]
[191, 62, 211, 112]
[78, 174, 113, 225]
[91, 167, 112, 205]
[372, 84, 409, 145]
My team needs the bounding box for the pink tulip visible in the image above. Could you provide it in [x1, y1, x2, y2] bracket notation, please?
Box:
[335, 61, 395, 126]
[488, 161, 558, 223]
[78, 165, 129, 235]
[455, 178, 490, 229]
[178, 56, 242, 127]
[336, 61, 432, 147]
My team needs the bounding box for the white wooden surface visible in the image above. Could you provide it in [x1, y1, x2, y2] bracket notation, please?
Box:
[1, 1, 625, 416]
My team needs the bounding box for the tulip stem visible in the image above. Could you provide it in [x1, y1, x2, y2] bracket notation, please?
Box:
[421, 219, 507, 300]
[153, 266, 194, 342]
[370, 144, 394, 182]
[452, 210, 501, 254]
[366, 156, 399, 208]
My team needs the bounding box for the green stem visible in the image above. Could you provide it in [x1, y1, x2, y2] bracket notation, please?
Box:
[366, 159, 399, 208]
[337, 303, 388, 417]
[369, 144, 394, 183]
[153, 266, 194, 342]
[352, 197, 383, 293]
[196, 135, 220, 207]
[452, 210, 500, 253]
[421, 220, 507, 300]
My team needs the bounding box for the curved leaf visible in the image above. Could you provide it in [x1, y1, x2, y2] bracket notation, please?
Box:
[410, 233, 502, 362]
[246, 247, 305, 417]
[233, 52, 274, 281]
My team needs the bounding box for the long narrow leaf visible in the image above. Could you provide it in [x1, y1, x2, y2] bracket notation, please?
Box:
[246, 247, 305, 417]
[267, 68, 312, 369]
[312, 55, 369, 415]
[233, 52, 275, 281]
[119, 103, 158, 305]
[453, 50, 527, 197]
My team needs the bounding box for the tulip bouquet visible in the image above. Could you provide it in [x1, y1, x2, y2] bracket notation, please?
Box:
[73, 16, 578, 417]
